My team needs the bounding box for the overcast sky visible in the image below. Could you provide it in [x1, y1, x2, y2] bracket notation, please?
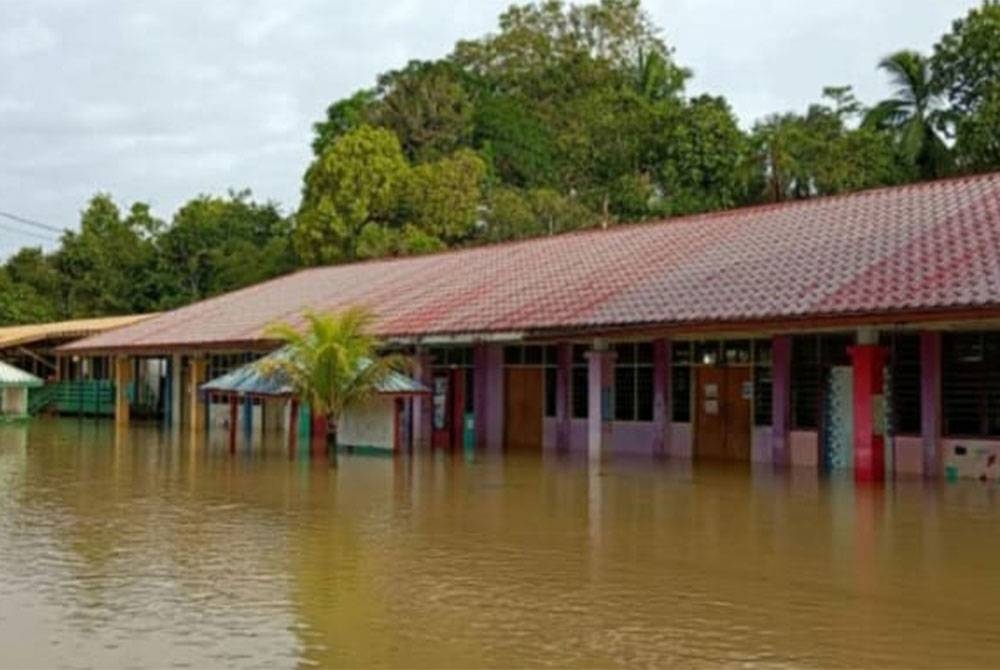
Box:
[0, 0, 981, 259]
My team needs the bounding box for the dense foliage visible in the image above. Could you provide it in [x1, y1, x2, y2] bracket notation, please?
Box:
[3, 0, 999, 324]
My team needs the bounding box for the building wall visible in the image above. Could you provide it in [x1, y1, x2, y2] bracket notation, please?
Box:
[942, 438, 1000, 481]
[789, 430, 819, 469]
[893, 435, 923, 477]
[0, 387, 28, 417]
[339, 396, 396, 451]
[752, 426, 773, 464]
[208, 402, 263, 436]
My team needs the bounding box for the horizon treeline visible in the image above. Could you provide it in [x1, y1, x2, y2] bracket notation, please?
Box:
[2, 0, 999, 325]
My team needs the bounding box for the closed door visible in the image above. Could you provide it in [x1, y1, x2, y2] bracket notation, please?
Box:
[504, 368, 544, 451]
[695, 366, 751, 461]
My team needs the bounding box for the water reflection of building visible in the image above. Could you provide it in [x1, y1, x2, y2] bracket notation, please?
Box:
[38, 172, 1000, 482]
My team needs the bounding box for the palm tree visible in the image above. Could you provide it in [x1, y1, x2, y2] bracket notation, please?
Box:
[262, 307, 405, 451]
[864, 50, 952, 179]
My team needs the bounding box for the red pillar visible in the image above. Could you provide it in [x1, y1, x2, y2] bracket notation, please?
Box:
[228, 395, 238, 454]
[849, 344, 889, 482]
[451, 368, 465, 450]
[288, 398, 299, 459]
[311, 409, 328, 457]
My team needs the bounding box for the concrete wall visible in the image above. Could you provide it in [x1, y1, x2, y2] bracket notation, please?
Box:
[789, 430, 819, 469]
[942, 438, 1000, 481]
[339, 396, 396, 451]
[0, 387, 28, 417]
[893, 435, 923, 477]
[752, 425, 773, 464]
[208, 402, 263, 436]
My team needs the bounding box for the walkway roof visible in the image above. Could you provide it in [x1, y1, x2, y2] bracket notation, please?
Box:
[61, 172, 1000, 355]
[201, 351, 428, 398]
[0, 361, 43, 388]
[0, 314, 156, 350]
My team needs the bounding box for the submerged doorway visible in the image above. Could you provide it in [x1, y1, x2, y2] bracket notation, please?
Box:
[694, 366, 752, 461]
[504, 367, 543, 451]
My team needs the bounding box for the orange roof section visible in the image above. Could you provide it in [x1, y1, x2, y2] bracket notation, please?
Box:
[61, 172, 1000, 355]
[0, 314, 157, 350]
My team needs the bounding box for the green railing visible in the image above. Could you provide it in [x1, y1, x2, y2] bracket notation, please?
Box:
[45, 380, 116, 416]
[27, 384, 60, 416]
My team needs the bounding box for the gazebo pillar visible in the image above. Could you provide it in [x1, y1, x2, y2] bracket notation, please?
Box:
[113, 355, 131, 426]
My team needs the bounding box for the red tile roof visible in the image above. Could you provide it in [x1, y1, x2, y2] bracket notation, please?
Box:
[63, 173, 1000, 353]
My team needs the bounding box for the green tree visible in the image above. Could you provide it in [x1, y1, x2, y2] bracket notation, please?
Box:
[54, 194, 159, 316]
[932, 2, 1000, 115]
[295, 125, 410, 265]
[751, 94, 902, 202]
[657, 95, 749, 215]
[484, 187, 597, 241]
[262, 307, 405, 450]
[953, 87, 1000, 171]
[864, 50, 952, 179]
[399, 148, 487, 246]
[0, 268, 58, 325]
[932, 2, 1000, 172]
[155, 190, 293, 308]
[311, 89, 377, 157]
[369, 60, 475, 163]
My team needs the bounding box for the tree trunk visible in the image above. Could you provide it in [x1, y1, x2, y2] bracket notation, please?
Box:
[327, 417, 339, 467]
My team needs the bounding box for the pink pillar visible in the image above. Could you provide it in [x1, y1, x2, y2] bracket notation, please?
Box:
[849, 344, 889, 482]
[412, 350, 433, 450]
[771, 335, 791, 467]
[473, 343, 505, 451]
[652, 338, 670, 457]
[920, 332, 942, 479]
[555, 343, 572, 452]
[586, 347, 616, 462]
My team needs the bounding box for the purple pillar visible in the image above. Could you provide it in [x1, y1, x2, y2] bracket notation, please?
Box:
[920, 331, 942, 479]
[412, 349, 433, 450]
[473, 343, 505, 451]
[586, 346, 616, 462]
[652, 338, 670, 457]
[771, 335, 791, 467]
[555, 343, 572, 451]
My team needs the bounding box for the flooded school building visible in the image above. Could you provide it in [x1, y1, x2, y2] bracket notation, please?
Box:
[54, 173, 1000, 482]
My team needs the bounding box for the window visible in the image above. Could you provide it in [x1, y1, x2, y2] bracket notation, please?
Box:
[613, 342, 653, 421]
[503, 345, 543, 367]
[943, 332, 1000, 437]
[753, 339, 773, 427]
[432, 347, 472, 367]
[883, 333, 921, 435]
[671, 341, 692, 422]
[571, 345, 589, 419]
[791, 333, 853, 430]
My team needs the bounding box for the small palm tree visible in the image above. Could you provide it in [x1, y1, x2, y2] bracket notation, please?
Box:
[864, 50, 952, 179]
[262, 307, 405, 451]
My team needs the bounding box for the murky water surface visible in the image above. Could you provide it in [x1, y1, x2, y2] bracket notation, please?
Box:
[2, 420, 1000, 668]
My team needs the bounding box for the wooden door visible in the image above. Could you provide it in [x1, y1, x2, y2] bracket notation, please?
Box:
[695, 366, 752, 462]
[695, 366, 727, 460]
[724, 366, 752, 461]
[504, 368, 544, 451]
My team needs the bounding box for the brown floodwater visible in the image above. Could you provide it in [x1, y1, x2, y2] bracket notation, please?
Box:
[2, 419, 1000, 668]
